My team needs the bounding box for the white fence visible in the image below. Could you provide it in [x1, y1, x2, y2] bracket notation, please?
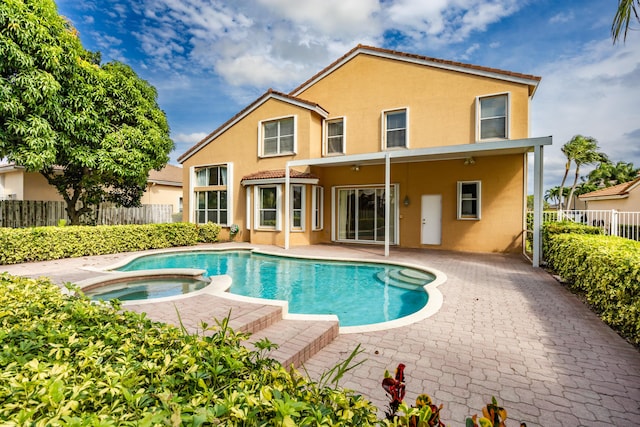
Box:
[557, 208, 640, 241]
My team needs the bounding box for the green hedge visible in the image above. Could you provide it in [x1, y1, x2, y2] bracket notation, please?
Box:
[545, 224, 640, 346]
[0, 222, 221, 265]
[0, 274, 378, 425]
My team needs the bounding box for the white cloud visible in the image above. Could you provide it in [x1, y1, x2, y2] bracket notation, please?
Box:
[172, 132, 209, 144]
[532, 38, 640, 188]
[549, 11, 574, 24]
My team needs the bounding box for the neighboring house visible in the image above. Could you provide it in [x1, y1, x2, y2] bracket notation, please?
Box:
[578, 177, 640, 211]
[0, 163, 183, 213]
[178, 45, 551, 261]
[141, 164, 183, 214]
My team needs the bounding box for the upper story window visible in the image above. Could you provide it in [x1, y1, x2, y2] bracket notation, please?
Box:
[260, 116, 295, 157]
[196, 165, 227, 186]
[457, 181, 481, 220]
[383, 108, 408, 149]
[325, 117, 345, 155]
[477, 93, 509, 141]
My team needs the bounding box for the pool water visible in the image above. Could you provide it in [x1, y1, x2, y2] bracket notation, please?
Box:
[115, 250, 435, 327]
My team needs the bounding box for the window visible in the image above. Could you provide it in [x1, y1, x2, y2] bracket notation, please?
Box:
[312, 185, 324, 230]
[261, 116, 295, 156]
[196, 190, 227, 224]
[336, 185, 398, 243]
[196, 165, 227, 186]
[193, 164, 232, 226]
[383, 109, 408, 149]
[478, 94, 508, 140]
[457, 181, 481, 220]
[259, 186, 278, 228]
[325, 118, 345, 155]
[291, 185, 305, 231]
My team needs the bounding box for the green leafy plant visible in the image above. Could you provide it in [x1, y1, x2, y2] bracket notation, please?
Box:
[0, 274, 380, 425]
[197, 221, 222, 243]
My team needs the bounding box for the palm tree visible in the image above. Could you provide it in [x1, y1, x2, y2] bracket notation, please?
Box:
[566, 136, 606, 210]
[544, 186, 566, 208]
[588, 160, 639, 187]
[612, 0, 639, 44]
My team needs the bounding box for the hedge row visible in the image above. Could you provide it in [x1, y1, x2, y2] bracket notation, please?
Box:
[0, 222, 221, 265]
[0, 274, 378, 425]
[544, 223, 640, 346]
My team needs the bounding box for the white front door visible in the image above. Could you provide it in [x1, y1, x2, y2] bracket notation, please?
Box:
[421, 194, 442, 245]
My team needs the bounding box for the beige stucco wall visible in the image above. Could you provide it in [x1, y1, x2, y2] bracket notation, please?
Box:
[181, 97, 324, 232]
[141, 184, 181, 213]
[23, 172, 64, 201]
[583, 190, 640, 212]
[2, 171, 26, 199]
[182, 53, 533, 253]
[296, 54, 531, 151]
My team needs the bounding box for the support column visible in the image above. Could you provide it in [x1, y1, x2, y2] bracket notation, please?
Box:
[533, 145, 544, 267]
[385, 153, 390, 257]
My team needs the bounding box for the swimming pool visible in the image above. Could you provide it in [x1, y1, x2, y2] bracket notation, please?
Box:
[111, 250, 438, 327]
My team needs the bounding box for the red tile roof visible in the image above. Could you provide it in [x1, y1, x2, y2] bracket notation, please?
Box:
[290, 44, 541, 96]
[241, 169, 318, 182]
[579, 177, 640, 199]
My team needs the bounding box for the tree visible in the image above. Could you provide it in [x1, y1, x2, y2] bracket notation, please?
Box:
[565, 136, 606, 210]
[544, 186, 567, 208]
[558, 135, 606, 210]
[587, 160, 639, 187]
[612, 0, 640, 44]
[1, 0, 173, 224]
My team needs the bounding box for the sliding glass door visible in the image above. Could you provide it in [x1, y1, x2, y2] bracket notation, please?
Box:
[336, 186, 397, 244]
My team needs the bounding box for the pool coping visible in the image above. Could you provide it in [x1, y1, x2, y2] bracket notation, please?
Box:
[82, 245, 447, 334]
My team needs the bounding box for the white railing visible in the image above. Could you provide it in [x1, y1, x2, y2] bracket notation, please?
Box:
[557, 208, 640, 241]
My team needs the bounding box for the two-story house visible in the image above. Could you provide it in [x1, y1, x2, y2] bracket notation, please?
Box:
[178, 45, 550, 265]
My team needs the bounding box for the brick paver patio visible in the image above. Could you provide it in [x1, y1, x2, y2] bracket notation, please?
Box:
[4, 243, 639, 426]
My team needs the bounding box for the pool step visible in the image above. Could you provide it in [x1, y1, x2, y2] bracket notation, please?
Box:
[243, 318, 339, 369]
[126, 294, 339, 368]
[125, 294, 283, 336]
[375, 268, 434, 289]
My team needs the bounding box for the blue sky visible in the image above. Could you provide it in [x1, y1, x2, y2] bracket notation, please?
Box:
[56, 0, 640, 191]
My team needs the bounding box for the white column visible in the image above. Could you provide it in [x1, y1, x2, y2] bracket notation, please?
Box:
[533, 144, 544, 267]
[385, 153, 390, 257]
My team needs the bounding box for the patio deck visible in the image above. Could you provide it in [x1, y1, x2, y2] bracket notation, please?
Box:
[4, 242, 639, 426]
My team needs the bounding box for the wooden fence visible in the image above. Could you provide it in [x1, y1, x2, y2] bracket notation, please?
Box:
[0, 201, 174, 228]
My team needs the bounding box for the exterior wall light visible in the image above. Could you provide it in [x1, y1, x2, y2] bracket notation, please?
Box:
[464, 157, 475, 166]
[403, 195, 410, 206]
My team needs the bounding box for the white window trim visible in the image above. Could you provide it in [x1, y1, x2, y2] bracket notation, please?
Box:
[476, 92, 510, 142]
[323, 116, 346, 156]
[312, 185, 324, 231]
[290, 185, 305, 232]
[254, 185, 282, 230]
[192, 163, 233, 226]
[381, 107, 409, 150]
[258, 115, 297, 158]
[457, 180, 481, 220]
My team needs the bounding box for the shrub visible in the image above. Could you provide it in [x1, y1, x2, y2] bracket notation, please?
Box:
[0, 274, 379, 425]
[545, 231, 640, 346]
[197, 221, 222, 243]
[0, 223, 206, 265]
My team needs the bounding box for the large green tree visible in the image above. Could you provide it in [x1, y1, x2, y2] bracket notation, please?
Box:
[0, 0, 173, 224]
[612, 0, 640, 44]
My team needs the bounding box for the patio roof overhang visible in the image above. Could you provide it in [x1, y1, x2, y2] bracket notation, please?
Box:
[283, 136, 552, 266]
[287, 136, 552, 169]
